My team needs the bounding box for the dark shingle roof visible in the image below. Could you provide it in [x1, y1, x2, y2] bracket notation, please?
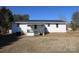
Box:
[27, 20, 65, 22]
[15, 20, 66, 24]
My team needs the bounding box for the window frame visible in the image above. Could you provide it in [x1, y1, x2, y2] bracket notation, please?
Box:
[27, 29, 33, 33]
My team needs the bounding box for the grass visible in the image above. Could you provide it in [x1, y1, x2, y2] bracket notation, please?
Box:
[0, 32, 79, 52]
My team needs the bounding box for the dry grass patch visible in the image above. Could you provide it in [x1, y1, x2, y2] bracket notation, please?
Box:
[0, 32, 79, 52]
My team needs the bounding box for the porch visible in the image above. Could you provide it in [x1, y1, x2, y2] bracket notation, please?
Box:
[26, 24, 46, 36]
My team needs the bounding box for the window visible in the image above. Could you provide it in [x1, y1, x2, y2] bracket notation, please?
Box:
[56, 24, 58, 28]
[27, 29, 33, 33]
[48, 24, 50, 27]
[34, 25, 37, 29]
[27, 30, 30, 33]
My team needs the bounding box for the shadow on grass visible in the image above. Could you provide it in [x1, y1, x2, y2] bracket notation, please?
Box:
[0, 33, 22, 49]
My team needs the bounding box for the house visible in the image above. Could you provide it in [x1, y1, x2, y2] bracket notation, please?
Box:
[11, 20, 66, 36]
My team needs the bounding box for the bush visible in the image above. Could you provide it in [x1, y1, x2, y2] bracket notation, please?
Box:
[71, 23, 78, 31]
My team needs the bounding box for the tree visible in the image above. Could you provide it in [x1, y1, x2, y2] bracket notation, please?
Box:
[70, 21, 78, 31]
[72, 12, 79, 25]
[13, 14, 29, 21]
[71, 12, 79, 30]
[0, 7, 14, 34]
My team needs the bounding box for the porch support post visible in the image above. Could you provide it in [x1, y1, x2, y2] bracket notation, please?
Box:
[42, 25, 45, 36]
[43, 32, 45, 36]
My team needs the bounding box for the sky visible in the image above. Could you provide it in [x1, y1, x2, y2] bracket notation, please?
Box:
[1, 6, 79, 23]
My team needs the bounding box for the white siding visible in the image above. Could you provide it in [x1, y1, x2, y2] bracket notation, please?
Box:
[19, 24, 27, 34]
[45, 24, 66, 32]
[19, 24, 35, 36]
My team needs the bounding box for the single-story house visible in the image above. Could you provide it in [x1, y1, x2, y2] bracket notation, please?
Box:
[11, 20, 66, 36]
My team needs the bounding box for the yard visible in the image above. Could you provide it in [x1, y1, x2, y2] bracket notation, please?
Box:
[0, 32, 79, 53]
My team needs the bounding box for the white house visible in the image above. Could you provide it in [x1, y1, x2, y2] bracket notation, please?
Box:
[11, 20, 66, 36]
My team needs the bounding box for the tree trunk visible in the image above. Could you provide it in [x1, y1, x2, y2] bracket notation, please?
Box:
[1, 27, 7, 35]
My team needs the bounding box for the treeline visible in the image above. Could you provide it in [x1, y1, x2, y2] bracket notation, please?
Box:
[14, 14, 29, 21]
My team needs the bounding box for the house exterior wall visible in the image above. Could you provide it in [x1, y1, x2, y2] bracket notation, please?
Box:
[19, 24, 45, 36]
[12, 23, 35, 36]
[12, 23, 34, 36]
[45, 24, 66, 32]
[19, 24, 34, 36]
[12, 23, 66, 36]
